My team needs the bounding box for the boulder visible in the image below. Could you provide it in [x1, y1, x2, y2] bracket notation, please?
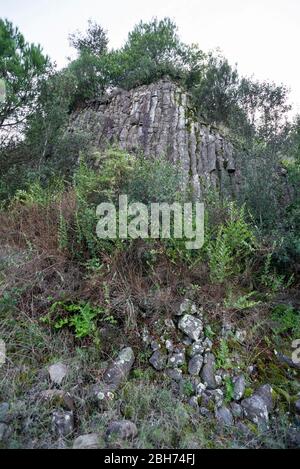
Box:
[201, 353, 217, 390]
[103, 347, 135, 387]
[188, 355, 204, 376]
[52, 410, 74, 437]
[178, 315, 203, 342]
[215, 406, 234, 427]
[233, 375, 246, 401]
[149, 351, 167, 371]
[48, 362, 68, 386]
[168, 351, 185, 368]
[73, 434, 101, 449]
[106, 420, 138, 442]
[241, 395, 269, 428]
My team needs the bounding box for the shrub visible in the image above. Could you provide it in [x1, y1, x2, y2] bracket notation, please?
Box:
[207, 203, 256, 283]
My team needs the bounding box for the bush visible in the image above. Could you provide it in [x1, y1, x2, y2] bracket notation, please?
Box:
[207, 203, 256, 283]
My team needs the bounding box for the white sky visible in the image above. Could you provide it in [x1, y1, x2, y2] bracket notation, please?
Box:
[1, 0, 300, 115]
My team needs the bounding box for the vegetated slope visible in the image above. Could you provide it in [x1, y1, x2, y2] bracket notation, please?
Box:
[1, 17, 300, 450]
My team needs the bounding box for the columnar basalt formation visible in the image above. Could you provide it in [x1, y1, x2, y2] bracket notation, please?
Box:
[69, 77, 237, 198]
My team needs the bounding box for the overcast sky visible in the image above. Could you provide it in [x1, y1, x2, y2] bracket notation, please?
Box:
[2, 0, 300, 114]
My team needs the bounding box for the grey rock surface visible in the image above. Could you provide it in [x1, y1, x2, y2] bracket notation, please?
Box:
[168, 351, 185, 368]
[201, 353, 217, 390]
[48, 362, 68, 386]
[52, 411, 74, 437]
[69, 78, 237, 199]
[188, 355, 204, 376]
[103, 347, 135, 387]
[215, 406, 234, 427]
[233, 375, 246, 401]
[241, 395, 269, 428]
[149, 351, 167, 371]
[73, 434, 101, 449]
[178, 315, 203, 342]
[106, 420, 138, 441]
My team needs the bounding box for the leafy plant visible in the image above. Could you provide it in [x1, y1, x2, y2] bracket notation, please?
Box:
[207, 203, 256, 284]
[216, 339, 232, 370]
[49, 301, 104, 340]
[224, 291, 261, 310]
[271, 304, 300, 338]
[224, 376, 235, 403]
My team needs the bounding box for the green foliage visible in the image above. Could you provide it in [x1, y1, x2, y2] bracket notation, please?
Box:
[224, 291, 261, 310]
[126, 154, 182, 204]
[69, 20, 108, 56]
[207, 203, 256, 283]
[48, 300, 104, 340]
[182, 380, 195, 398]
[271, 304, 300, 338]
[216, 339, 232, 370]
[224, 376, 235, 403]
[0, 18, 50, 142]
[12, 178, 64, 207]
[260, 247, 288, 292]
[105, 18, 197, 90]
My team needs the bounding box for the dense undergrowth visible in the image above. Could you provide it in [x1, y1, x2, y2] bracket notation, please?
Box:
[1, 16, 300, 449]
[0, 148, 299, 448]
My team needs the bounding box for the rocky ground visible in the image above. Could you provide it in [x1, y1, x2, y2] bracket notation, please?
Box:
[1, 294, 300, 449]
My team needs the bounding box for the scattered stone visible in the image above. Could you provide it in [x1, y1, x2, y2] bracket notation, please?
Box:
[215, 406, 234, 427]
[182, 337, 193, 346]
[230, 402, 244, 419]
[188, 355, 204, 376]
[165, 368, 183, 382]
[286, 427, 300, 448]
[201, 353, 217, 390]
[199, 407, 212, 418]
[91, 382, 116, 406]
[142, 327, 151, 345]
[106, 421, 138, 442]
[73, 434, 101, 449]
[0, 403, 10, 423]
[215, 375, 222, 386]
[235, 329, 247, 343]
[149, 351, 167, 371]
[177, 299, 198, 316]
[151, 341, 161, 352]
[40, 390, 75, 411]
[295, 399, 300, 415]
[168, 351, 185, 368]
[188, 341, 205, 358]
[275, 351, 300, 370]
[233, 375, 246, 401]
[52, 410, 74, 437]
[256, 384, 274, 412]
[221, 318, 233, 338]
[0, 423, 8, 442]
[178, 315, 203, 342]
[103, 348, 135, 388]
[188, 396, 199, 410]
[164, 318, 176, 330]
[194, 382, 207, 396]
[241, 395, 269, 428]
[165, 340, 174, 353]
[236, 421, 253, 437]
[202, 338, 213, 352]
[211, 389, 224, 408]
[48, 362, 68, 386]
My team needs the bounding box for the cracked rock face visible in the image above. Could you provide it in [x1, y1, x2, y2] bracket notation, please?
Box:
[69, 78, 237, 198]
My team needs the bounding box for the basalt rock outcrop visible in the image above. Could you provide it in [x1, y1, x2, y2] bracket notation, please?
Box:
[69, 77, 237, 198]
